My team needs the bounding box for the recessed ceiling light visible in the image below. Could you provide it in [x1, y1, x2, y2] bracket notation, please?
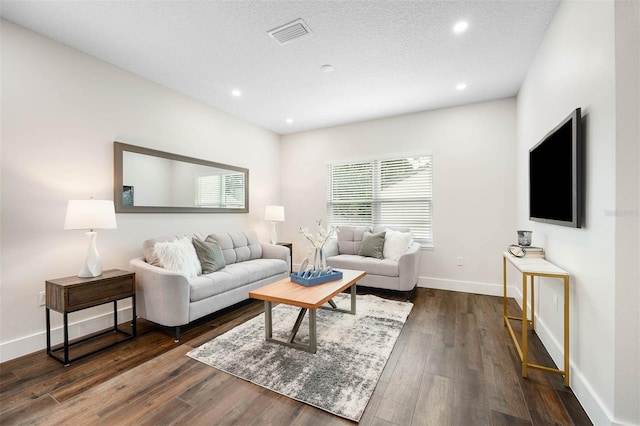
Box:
[453, 21, 468, 34]
[286, 118, 293, 124]
[456, 83, 467, 90]
[231, 89, 242, 97]
[321, 64, 334, 73]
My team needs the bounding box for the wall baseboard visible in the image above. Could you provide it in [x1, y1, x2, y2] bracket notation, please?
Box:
[0, 307, 133, 363]
[418, 276, 517, 298]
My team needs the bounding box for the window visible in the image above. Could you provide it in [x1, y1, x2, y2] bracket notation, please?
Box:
[195, 173, 245, 208]
[327, 155, 433, 246]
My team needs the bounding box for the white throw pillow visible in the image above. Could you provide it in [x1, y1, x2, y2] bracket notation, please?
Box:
[383, 229, 412, 261]
[153, 237, 202, 278]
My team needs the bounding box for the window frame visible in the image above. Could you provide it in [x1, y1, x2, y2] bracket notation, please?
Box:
[326, 153, 433, 247]
[195, 173, 246, 209]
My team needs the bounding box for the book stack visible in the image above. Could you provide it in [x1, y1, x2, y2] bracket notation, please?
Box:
[519, 245, 545, 258]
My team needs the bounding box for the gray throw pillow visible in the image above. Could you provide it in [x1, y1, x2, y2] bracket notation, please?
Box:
[358, 231, 386, 259]
[192, 238, 226, 274]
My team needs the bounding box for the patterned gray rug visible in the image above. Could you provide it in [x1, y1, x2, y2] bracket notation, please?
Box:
[187, 293, 413, 422]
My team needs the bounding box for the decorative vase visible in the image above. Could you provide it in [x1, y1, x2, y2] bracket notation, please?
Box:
[517, 230, 532, 246]
[313, 247, 326, 272]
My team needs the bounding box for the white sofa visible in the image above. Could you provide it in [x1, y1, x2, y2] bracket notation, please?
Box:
[130, 230, 289, 341]
[324, 226, 420, 296]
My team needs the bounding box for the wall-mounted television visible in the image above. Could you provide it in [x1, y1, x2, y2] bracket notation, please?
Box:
[529, 108, 583, 228]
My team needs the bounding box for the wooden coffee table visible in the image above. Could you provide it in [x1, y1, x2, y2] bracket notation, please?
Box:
[249, 269, 366, 353]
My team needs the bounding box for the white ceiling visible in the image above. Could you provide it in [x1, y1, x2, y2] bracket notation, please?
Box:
[1, 1, 559, 135]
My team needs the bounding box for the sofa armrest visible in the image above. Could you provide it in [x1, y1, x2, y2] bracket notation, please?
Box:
[397, 242, 421, 291]
[324, 238, 339, 258]
[261, 243, 291, 271]
[129, 257, 190, 327]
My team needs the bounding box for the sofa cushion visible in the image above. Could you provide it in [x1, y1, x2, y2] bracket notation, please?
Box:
[337, 226, 371, 255]
[383, 229, 412, 261]
[142, 235, 176, 266]
[153, 237, 202, 278]
[358, 231, 386, 259]
[326, 254, 399, 277]
[207, 231, 262, 265]
[192, 238, 226, 274]
[189, 258, 288, 302]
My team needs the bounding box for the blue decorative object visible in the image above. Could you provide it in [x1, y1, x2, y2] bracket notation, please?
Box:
[291, 270, 343, 286]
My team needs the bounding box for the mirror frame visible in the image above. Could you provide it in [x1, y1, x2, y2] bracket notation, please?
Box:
[114, 142, 249, 213]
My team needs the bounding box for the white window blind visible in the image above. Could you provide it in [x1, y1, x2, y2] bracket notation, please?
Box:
[195, 173, 245, 208]
[327, 155, 433, 246]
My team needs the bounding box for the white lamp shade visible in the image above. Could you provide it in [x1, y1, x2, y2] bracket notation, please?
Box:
[64, 200, 117, 230]
[264, 205, 285, 222]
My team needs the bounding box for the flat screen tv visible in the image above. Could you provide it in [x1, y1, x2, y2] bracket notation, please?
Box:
[529, 108, 583, 228]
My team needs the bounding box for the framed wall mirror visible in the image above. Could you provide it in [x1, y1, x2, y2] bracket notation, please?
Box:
[114, 142, 249, 213]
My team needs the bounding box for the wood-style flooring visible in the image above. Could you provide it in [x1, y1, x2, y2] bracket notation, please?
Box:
[0, 288, 592, 425]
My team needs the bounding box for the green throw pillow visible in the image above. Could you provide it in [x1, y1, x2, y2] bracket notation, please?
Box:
[358, 231, 386, 259]
[192, 238, 226, 274]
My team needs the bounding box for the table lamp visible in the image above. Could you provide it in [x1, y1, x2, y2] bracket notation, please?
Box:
[264, 205, 285, 244]
[64, 199, 117, 277]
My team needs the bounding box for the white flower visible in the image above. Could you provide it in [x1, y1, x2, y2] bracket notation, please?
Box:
[299, 219, 338, 249]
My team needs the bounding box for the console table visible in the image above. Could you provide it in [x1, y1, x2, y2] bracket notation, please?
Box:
[46, 269, 136, 366]
[502, 252, 570, 387]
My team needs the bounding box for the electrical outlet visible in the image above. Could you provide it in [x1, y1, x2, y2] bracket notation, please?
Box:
[456, 256, 464, 266]
[38, 291, 46, 306]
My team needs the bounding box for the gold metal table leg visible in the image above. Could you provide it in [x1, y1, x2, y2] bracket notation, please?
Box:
[521, 272, 528, 378]
[564, 276, 570, 386]
[530, 275, 535, 331]
[503, 257, 508, 325]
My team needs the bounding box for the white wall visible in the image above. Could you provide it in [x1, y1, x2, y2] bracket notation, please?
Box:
[281, 98, 517, 294]
[517, 0, 639, 424]
[613, 1, 640, 424]
[0, 20, 282, 361]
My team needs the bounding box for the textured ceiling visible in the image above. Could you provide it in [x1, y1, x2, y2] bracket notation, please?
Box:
[1, 1, 559, 135]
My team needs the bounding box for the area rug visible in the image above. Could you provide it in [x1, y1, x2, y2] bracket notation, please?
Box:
[187, 293, 413, 422]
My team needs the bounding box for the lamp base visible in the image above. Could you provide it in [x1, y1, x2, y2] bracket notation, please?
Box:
[78, 231, 103, 278]
[270, 221, 278, 245]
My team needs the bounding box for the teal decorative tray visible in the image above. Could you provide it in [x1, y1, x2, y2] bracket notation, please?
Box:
[290, 270, 343, 286]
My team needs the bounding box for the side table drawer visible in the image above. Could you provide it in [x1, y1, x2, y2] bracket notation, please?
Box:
[67, 277, 133, 311]
[46, 272, 134, 312]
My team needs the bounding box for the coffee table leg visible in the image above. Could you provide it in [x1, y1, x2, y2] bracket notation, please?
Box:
[264, 301, 273, 340]
[288, 308, 308, 343]
[308, 309, 317, 353]
[320, 285, 357, 315]
[351, 283, 356, 315]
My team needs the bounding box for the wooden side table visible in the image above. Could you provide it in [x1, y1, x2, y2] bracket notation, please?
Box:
[502, 253, 570, 386]
[277, 242, 293, 273]
[46, 269, 136, 366]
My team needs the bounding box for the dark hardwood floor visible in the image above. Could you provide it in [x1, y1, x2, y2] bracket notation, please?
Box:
[0, 288, 592, 425]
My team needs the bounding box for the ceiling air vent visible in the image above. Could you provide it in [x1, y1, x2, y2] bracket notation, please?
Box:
[268, 18, 311, 45]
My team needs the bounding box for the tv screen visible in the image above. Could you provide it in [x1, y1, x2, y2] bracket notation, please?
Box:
[529, 108, 583, 228]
